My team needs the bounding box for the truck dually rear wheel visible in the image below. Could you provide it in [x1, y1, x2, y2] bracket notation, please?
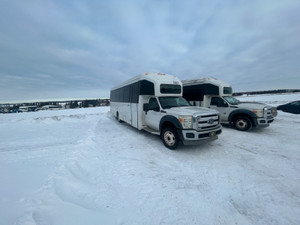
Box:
[161, 127, 179, 150]
[233, 116, 252, 131]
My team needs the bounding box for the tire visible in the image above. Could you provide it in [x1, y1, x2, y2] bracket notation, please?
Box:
[233, 116, 252, 131]
[161, 127, 179, 150]
[116, 112, 122, 123]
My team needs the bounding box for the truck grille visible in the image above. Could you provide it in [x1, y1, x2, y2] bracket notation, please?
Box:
[265, 108, 276, 123]
[266, 108, 274, 119]
[196, 114, 219, 130]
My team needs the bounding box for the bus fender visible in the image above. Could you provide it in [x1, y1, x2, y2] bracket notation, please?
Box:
[228, 109, 257, 125]
[159, 115, 183, 131]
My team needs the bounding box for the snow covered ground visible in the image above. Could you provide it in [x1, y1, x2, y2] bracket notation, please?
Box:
[1, 93, 299, 225]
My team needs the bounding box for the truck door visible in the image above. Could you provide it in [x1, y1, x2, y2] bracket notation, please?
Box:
[210, 97, 230, 123]
[145, 97, 161, 131]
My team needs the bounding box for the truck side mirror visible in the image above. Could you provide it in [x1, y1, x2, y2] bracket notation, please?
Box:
[143, 103, 149, 112]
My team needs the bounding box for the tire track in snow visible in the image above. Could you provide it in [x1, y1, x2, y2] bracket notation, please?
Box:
[81, 113, 253, 224]
[43, 111, 172, 224]
[50, 111, 116, 210]
[15, 110, 118, 224]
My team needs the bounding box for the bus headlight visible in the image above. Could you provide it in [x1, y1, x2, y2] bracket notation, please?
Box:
[179, 116, 193, 129]
[253, 109, 264, 117]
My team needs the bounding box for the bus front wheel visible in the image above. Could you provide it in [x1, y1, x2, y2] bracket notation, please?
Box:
[233, 116, 252, 131]
[161, 127, 179, 150]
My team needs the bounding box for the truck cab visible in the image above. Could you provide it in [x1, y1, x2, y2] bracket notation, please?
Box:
[143, 96, 222, 149]
[182, 78, 277, 131]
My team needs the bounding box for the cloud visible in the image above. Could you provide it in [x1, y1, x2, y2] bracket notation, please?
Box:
[0, 0, 300, 101]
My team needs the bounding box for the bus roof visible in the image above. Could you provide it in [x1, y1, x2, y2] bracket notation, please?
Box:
[182, 77, 231, 88]
[111, 72, 181, 91]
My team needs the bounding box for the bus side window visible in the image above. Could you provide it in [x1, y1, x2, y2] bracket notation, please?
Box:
[211, 97, 228, 107]
[148, 98, 160, 112]
[210, 97, 219, 106]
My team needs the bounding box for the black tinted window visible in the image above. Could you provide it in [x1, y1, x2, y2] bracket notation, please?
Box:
[148, 98, 160, 111]
[223, 87, 232, 94]
[211, 97, 228, 107]
[158, 97, 190, 109]
[160, 84, 181, 94]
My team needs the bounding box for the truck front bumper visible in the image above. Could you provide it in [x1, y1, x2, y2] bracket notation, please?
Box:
[179, 125, 222, 145]
[255, 117, 274, 127]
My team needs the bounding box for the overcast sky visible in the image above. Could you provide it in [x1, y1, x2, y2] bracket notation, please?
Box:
[1, 0, 300, 102]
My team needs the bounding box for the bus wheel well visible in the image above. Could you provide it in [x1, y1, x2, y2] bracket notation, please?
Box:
[160, 121, 177, 132]
[231, 113, 254, 124]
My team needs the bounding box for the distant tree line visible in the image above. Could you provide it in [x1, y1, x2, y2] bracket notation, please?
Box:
[233, 89, 300, 96]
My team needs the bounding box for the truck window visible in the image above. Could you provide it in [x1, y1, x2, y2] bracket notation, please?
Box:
[211, 97, 228, 107]
[148, 98, 160, 111]
[223, 96, 240, 105]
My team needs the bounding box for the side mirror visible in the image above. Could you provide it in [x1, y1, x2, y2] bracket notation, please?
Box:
[143, 103, 149, 112]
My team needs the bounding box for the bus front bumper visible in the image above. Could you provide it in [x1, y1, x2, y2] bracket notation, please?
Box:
[179, 125, 222, 145]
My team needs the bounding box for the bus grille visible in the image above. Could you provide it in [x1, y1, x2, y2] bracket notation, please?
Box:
[196, 114, 219, 130]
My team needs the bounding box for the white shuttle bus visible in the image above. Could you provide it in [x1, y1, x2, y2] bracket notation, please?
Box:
[110, 72, 222, 149]
[182, 77, 277, 131]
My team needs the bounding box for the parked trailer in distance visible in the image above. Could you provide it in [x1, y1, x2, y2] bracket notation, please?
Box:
[19, 106, 37, 112]
[110, 72, 222, 149]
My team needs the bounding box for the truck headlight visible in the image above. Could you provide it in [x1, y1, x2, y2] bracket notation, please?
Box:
[253, 109, 265, 117]
[179, 116, 193, 129]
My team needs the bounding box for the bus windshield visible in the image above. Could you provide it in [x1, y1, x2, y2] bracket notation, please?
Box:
[224, 96, 240, 105]
[158, 97, 191, 109]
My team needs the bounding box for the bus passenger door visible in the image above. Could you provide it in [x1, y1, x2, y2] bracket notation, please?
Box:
[145, 98, 161, 131]
[131, 104, 138, 128]
[130, 85, 138, 128]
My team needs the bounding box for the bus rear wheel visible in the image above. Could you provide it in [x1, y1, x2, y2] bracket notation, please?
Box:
[161, 127, 179, 150]
[116, 112, 122, 123]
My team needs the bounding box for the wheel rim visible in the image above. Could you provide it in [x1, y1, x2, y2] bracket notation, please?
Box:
[236, 119, 248, 129]
[164, 131, 175, 146]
